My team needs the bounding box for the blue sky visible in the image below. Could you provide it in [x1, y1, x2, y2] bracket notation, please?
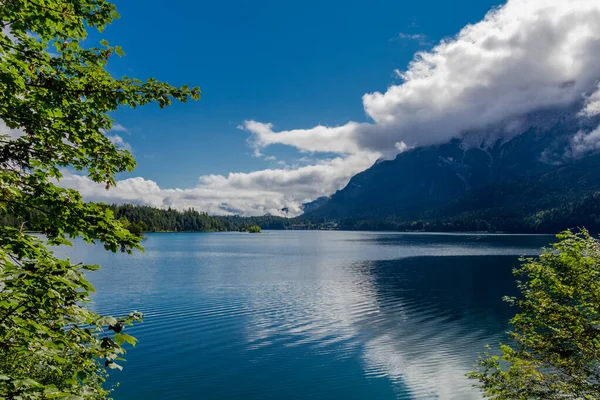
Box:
[58, 0, 600, 216]
[101, 0, 502, 188]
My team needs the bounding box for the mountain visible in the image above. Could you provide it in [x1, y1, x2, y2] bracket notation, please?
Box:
[301, 196, 330, 213]
[302, 110, 600, 233]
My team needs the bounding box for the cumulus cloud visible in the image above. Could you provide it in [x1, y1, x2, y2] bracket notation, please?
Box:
[244, 120, 365, 155]
[60, 152, 378, 216]
[244, 0, 600, 158]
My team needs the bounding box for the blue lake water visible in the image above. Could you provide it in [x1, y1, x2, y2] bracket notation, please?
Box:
[61, 231, 554, 399]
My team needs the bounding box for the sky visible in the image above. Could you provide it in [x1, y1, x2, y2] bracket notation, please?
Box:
[38, 0, 600, 216]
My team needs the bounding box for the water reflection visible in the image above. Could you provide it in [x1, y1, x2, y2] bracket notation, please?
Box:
[57, 231, 552, 399]
[242, 255, 521, 399]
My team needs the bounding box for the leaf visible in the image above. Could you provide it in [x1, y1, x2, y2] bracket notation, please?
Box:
[114, 333, 137, 346]
[106, 361, 123, 371]
[43, 386, 60, 394]
[95, 316, 117, 327]
[13, 378, 42, 388]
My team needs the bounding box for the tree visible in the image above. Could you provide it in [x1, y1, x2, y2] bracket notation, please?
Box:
[0, 1, 199, 398]
[247, 225, 261, 233]
[117, 216, 145, 237]
[470, 229, 600, 399]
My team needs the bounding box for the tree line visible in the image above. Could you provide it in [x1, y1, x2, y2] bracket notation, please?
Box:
[4, 191, 600, 235]
[0, 204, 290, 235]
[109, 204, 290, 233]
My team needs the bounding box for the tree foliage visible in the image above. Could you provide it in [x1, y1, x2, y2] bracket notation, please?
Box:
[117, 216, 146, 238]
[110, 204, 232, 232]
[246, 225, 261, 233]
[470, 229, 600, 399]
[106, 205, 292, 232]
[0, 1, 199, 398]
[221, 214, 293, 231]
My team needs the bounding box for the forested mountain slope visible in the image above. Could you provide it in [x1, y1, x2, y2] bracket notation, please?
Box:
[303, 110, 600, 232]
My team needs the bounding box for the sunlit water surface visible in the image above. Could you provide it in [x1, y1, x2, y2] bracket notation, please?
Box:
[58, 231, 553, 399]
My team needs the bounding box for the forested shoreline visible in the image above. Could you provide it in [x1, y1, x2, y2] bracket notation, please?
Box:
[3, 193, 600, 235]
[0, 204, 285, 234]
[109, 204, 287, 232]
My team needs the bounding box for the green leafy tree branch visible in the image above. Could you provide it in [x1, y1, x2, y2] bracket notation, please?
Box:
[470, 229, 600, 399]
[0, 1, 200, 398]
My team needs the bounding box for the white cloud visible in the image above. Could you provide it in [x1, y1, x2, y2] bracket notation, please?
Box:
[396, 33, 427, 41]
[0, 120, 23, 140]
[251, 147, 263, 158]
[99, 123, 131, 150]
[394, 141, 409, 153]
[393, 32, 431, 46]
[244, 0, 600, 158]
[580, 83, 600, 117]
[111, 123, 130, 133]
[570, 126, 600, 156]
[59, 152, 377, 216]
[107, 134, 132, 151]
[243, 120, 365, 155]
[2, 27, 17, 44]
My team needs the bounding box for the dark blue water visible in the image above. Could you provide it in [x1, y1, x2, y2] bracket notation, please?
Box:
[61, 231, 553, 399]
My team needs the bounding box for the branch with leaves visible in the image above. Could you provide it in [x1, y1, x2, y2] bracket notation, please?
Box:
[470, 229, 600, 400]
[0, 0, 200, 398]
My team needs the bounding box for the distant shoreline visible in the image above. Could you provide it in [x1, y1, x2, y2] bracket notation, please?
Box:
[137, 230, 555, 236]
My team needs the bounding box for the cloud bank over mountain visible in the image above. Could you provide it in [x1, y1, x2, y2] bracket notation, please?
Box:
[244, 0, 600, 157]
[61, 0, 600, 216]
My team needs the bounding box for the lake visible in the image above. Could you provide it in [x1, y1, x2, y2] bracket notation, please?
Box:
[63, 231, 554, 399]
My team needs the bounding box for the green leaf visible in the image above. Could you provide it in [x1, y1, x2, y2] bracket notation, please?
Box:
[43, 386, 60, 394]
[13, 378, 42, 388]
[114, 333, 137, 346]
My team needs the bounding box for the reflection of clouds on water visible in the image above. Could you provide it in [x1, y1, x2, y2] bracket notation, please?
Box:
[361, 318, 485, 399]
[245, 261, 384, 354]
[242, 255, 506, 399]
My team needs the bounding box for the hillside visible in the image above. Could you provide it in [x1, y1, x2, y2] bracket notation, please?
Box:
[302, 110, 600, 233]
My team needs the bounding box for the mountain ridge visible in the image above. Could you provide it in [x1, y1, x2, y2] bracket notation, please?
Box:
[301, 109, 600, 232]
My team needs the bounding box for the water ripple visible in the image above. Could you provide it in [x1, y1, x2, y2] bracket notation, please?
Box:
[62, 231, 555, 399]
